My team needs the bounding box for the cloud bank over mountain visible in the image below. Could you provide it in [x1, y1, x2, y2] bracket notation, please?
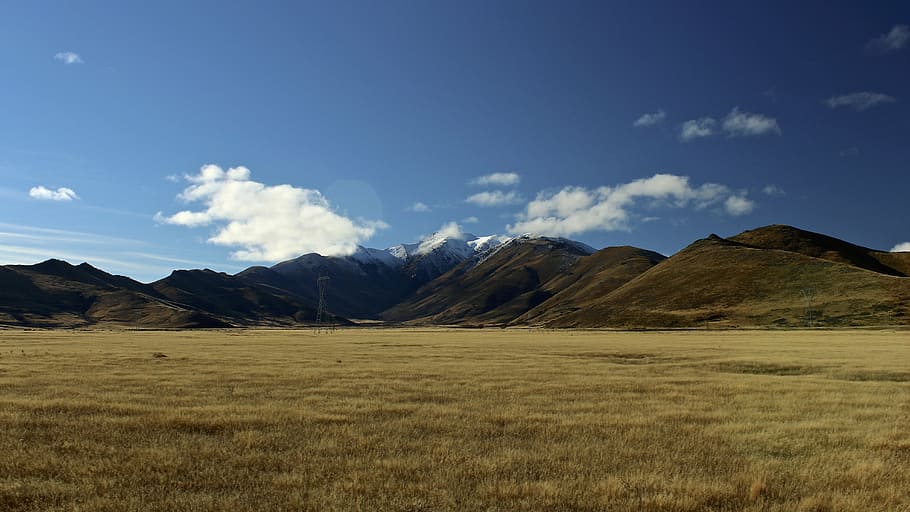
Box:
[508, 174, 753, 237]
[156, 165, 387, 261]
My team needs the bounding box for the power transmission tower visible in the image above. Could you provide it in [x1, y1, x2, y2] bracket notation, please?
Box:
[800, 288, 815, 327]
[315, 276, 331, 333]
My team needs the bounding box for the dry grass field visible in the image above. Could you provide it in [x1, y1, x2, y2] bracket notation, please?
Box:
[1, 328, 908, 511]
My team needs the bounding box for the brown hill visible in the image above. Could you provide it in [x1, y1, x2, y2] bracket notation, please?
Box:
[152, 269, 327, 326]
[544, 233, 910, 328]
[0, 260, 228, 328]
[513, 246, 666, 325]
[382, 237, 597, 325]
[238, 254, 416, 320]
[730, 224, 910, 277]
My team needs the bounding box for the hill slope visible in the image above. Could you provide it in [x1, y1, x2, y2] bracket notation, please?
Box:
[382, 237, 598, 325]
[238, 254, 415, 319]
[0, 260, 228, 328]
[514, 246, 666, 325]
[152, 269, 325, 326]
[731, 225, 910, 277]
[545, 233, 910, 328]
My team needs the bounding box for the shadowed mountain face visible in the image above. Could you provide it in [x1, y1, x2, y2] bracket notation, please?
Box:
[236, 234, 512, 320]
[151, 269, 327, 326]
[0, 260, 230, 328]
[2, 225, 908, 329]
[237, 254, 416, 320]
[382, 237, 606, 325]
[513, 246, 667, 326]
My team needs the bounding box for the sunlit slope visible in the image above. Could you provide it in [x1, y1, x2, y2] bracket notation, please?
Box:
[514, 246, 665, 325]
[544, 234, 910, 328]
[383, 237, 595, 324]
[731, 224, 910, 276]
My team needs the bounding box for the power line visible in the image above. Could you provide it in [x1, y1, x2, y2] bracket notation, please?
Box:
[800, 288, 815, 327]
[315, 276, 332, 333]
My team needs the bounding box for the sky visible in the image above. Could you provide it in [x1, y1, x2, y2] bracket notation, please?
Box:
[1, 1, 908, 282]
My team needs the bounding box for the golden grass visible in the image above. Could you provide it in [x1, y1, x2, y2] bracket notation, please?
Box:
[1, 328, 908, 511]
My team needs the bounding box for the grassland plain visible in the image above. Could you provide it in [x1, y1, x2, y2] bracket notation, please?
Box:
[0, 328, 908, 511]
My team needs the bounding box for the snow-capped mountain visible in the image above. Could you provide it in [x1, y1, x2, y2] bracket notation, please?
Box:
[361, 232, 511, 270]
[382, 232, 510, 282]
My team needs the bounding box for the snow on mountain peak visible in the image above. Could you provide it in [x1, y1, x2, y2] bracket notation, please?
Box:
[350, 246, 404, 267]
[415, 222, 467, 255]
[467, 234, 513, 253]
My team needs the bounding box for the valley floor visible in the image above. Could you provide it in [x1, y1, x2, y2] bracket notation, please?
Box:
[1, 328, 908, 511]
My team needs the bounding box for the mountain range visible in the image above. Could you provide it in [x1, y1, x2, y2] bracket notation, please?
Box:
[1, 225, 908, 329]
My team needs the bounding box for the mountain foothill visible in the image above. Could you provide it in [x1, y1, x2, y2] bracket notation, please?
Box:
[2, 225, 908, 329]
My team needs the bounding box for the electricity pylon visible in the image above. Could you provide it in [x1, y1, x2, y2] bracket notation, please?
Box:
[315, 276, 331, 333]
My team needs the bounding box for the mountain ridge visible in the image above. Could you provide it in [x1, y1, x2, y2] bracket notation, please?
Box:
[2, 224, 908, 329]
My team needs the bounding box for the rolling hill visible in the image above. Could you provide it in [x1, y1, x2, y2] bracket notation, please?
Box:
[541, 232, 910, 328]
[730, 225, 910, 277]
[382, 236, 601, 325]
[0, 260, 229, 328]
[2, 224, 908, 329]
[151, 269, 326, 326]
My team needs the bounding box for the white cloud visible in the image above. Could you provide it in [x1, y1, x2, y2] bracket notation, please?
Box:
[164, 174, 180, 183]
[462, 216, 479, 224]
[867, 24, 909, 53]
[762, 184, 785, 196]
[633, 109, 666, 127]
[470, 172, 520, 186]
[724, 195, 755, 216]
[54, 51, 83, 64]
[826, 92, 896, 112]
[508, 174, 753, 237]
[416, 221, 464, 255]
[435, 221, 464, 239]
[891, 242, 910, 252]
[466, 190, 523, 207]
[408, 201, 431, 212]
[679, 117, 716, 141]
[722, 107, 781, 137]
[156, 164, 387, 261]
[29, 186, 78, 201]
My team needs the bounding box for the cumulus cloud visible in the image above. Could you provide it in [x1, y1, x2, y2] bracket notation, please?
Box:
[416, 221, 464, 255]
[633, 109, 666, 127]
[681, 107, 780, 140]
[826, 92, 896, 111]
[679, 117, 716, 141]
[891, 242, 910, 252]
[508, 174, 753, 237]
[466, 190, 523, 207]
[867, 24, 909, 53]
[722, 107, 781, 137]
[470, 172, 520, 186]
[408, 201, 431, 212]
[29, 186, 78, 201]
[155, 164, 387, 261]
[462, 216, 480, 224]
[724, 195, 755, 216]
[54, 51, 83, 64]
[763, 185, 785, 196]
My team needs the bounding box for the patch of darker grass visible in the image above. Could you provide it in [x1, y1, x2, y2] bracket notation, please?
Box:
[709, 361, 822, 376]
[552, 351, 693, 365]
[836, 371, 910, 382]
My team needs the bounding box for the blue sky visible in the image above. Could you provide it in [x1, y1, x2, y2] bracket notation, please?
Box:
[1, 1, 908, 282]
